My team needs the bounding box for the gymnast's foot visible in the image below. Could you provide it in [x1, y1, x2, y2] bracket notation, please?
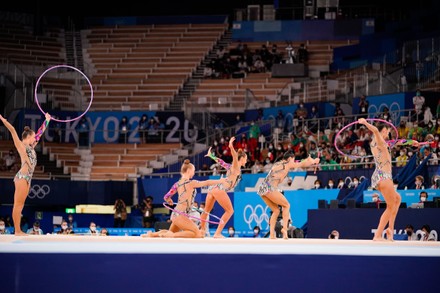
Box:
[281, 228, 288, 240]
[385, 228, 394, 242]
[14, 231, 28, 236]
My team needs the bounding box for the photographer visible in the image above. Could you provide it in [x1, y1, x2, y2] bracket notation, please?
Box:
[405, 225, 417, 241]
[328, 230, 340, 239]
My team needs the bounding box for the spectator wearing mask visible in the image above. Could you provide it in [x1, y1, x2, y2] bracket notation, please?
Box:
[0, 220, 10, 234]
[253, 226, 261, 238]
[328, 230, 340, 239]
[119, 116, 130, 143]
[113, 199, 127, 228]
[349, 177, 360, 189]
[142, 196, 155, 228]
[326, 179, 336, 189]
[372, 193, 382, 208]
[3, 149, 17, 171]
[57, 220, 74, 235]
[67, 215, 77, 229]
[420, 224, 437, 241]
[88, 222, 99, 236]
[414, 175, 424, 189]
[313, 179, 322, 189]
[76, 116, 90, 147]
[418, 191, 428, 203]
[405, 225, 417, 241]
[396, 148, 408, 167]
[228, 226, 236, 238]
[27, 221, 43, 235]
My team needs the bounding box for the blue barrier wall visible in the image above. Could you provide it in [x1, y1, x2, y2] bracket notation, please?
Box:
[308, 208, 440, 239]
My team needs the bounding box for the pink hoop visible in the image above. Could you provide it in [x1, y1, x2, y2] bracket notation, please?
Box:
[334, 118, 399, 159]
[34, 65, 93, 123]
[162, 202, 224, 225]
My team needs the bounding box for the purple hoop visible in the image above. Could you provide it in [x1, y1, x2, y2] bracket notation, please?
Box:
[34, 64, 93, 123]
[334, 118, 399, 159]
[162, 202, 224, 225]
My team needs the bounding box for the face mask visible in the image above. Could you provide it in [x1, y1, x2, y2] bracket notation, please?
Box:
[435, 137, 439, 141]
[220, 139, 225, 143]
[315, 184, 320, 188]
[353, 181, 359, 185]
[269, 145, 273, 149]
[372, 197, 378, 202]
[254, 229, 259, 234]
[420, 197, 426, 202]
[0, 225, 5, 230]
[61, 225, 68, 230]
[384, 115, 388, 119]
[338, 182, 344, 187]
[334, 236, 339, 240]
[68, 218, 73, 222]
[34, 227, 39, 231]
[229, 230, 234, 235]
[400, 151, 404, 156]
[328, 183, 334, 188]
[416, 92, 420, 96]
[408, 152, 413, 157]
[428, 124, 433, 128]
[90, 227, 96, 232]
[300, 105, 304, 108]
[266, 159, 270, 164]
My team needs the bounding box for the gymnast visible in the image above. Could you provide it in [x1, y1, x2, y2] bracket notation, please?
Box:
[0, 113, 51, 235]
[200, 137, 247, 238]
[257, 152, 319, 239]
[143, 159, 226, 238]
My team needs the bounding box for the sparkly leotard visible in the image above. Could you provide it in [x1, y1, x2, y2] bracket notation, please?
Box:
[257, 161, 289, 196]
[164, 179, 197, 220]
[13, 118, 48, 185]
[207, 153, 241, 192]
[370, 139, 393, 189]
[14, 145, 37, 185]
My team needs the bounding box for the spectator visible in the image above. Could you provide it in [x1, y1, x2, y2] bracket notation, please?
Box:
[423, 105, 433, 126]
[100, 228, 109, 236]
[113, 199, 127, 228]
[337, 178, 346, 189]
[420, 224, 437, 241]
[412, 89, 425, 122]
[142, 196, 155, 228]
[405, 225, 417, 241]
[328, 230, 340, 239]
[396, 148, 408, 167]
[228, 226, 236, 238]
[203, 64, 214, 78]
[248, 121, 260, 161]
[76, 116, 90, 147]
[372, 193, 382, 208]
[138, 114, 148, 143]
[398, 120, 409, 139]
[87, 222, 99, 236]
[400, 74, 407, 92]
[119, 116, 130, 143]
[67, 214, 77, 229]
[414, 175, 425, 189]
[0, 219, 10, 234]
[3, 149, 16, 171]
[418, 191, 428, 203]
[358, 95, 369, 119]
[27, 221, 43, 235]
[57, 220, 74, 235]
[313, 179, 322, 189]
[253, 226, 261, 238]
[297, 43, 308, 63]
[326, 179, 335, 189]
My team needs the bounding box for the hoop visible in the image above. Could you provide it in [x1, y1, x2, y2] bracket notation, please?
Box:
[334, 118, 399, 159]
[162, 202, 224, 225]
[34, 64, 93, 123]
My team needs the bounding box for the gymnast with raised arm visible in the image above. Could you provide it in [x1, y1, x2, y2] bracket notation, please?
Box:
[0, 113, 51, 235]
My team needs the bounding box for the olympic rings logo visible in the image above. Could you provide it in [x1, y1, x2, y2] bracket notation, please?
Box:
[344, 176, 367, 187]
[368, 102, 401, 125]
[28, 184, 50, 199]
[243, 204, 270, 229]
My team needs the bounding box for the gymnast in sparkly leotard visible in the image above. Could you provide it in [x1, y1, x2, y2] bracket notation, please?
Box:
[200, 137, 247, 238]
[358, 118, 401, 241]
[257, 152, 320, 239]
[0, 113, 51, 235]
[143, 159, 226, 238]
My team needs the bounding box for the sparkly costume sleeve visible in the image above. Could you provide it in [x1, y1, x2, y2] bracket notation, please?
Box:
[207, 152, 231, 170]
[35, 119, 50, 143]
[387, 139, 417, 147]
[164, 182, 178, 201]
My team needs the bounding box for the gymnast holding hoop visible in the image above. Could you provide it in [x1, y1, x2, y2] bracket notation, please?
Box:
[200, 136, 247, 238]
[0, 113, 51, 235]
[357, 118, 401, 241]
[257, 153, 320, 239]
[143, 159, 227, 238]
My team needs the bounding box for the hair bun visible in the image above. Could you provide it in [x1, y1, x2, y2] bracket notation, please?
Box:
[183, 159, 190, 164]
[24, 126, 31, 131]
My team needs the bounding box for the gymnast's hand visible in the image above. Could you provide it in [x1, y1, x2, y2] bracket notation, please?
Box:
[165, 198, 174, 206]
[45, 113, 52, 121]
[358, 118, 367, 125]
[229, 136, 235, 147]
[204, 147, 213, 157]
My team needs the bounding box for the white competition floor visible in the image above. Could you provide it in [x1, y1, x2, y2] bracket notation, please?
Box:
[1, 234, 440, 257]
